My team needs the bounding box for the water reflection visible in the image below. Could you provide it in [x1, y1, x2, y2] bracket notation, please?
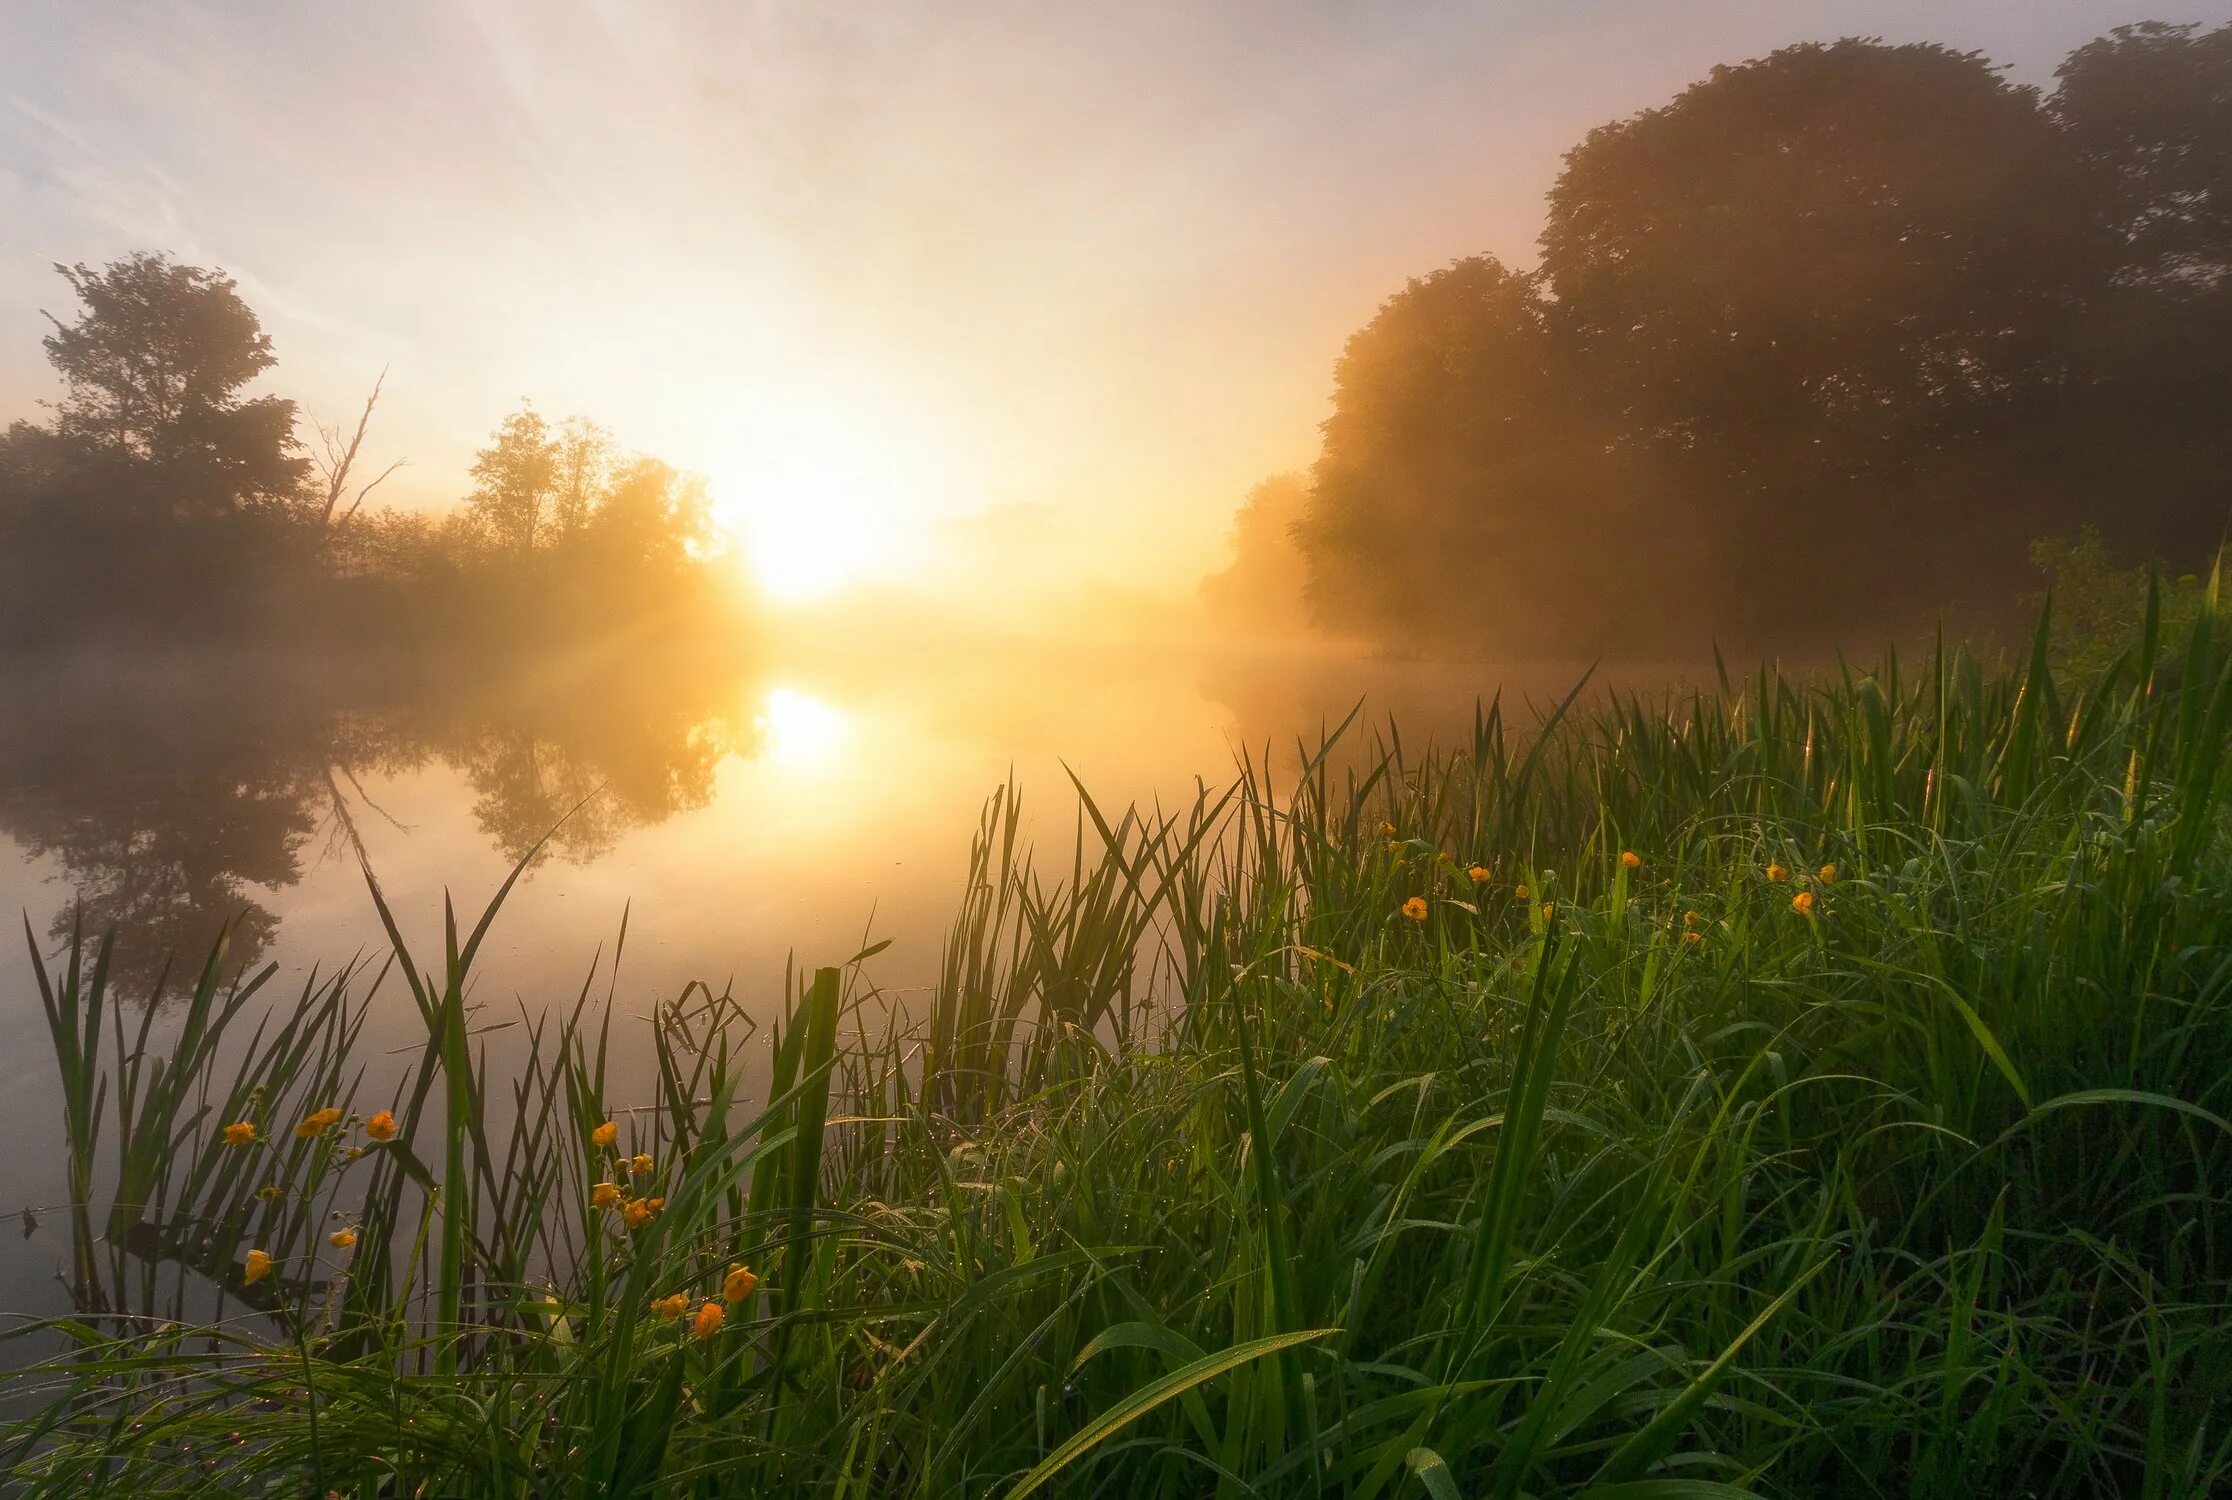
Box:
[756, 685, 849, 771]
[0, 649, 761, 995]
[0, 639, 1681, 1006]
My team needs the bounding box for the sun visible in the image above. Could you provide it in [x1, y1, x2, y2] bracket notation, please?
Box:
[707, 415, 913, 603]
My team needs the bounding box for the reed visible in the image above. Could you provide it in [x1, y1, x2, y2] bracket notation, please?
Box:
[6, 594, 2232, 1496]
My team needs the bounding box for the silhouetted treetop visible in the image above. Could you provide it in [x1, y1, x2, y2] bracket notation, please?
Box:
[2055, 21, 2232, 290]
[41, 252, 306, 510]
[1289, 26, 2232, 656]
[1, 257, 746, 649]
[468, 405, 561, 555]
[1544, 39, 2106, 478]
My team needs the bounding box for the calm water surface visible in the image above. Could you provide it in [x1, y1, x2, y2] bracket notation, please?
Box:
[0, 634, 1661, 1322]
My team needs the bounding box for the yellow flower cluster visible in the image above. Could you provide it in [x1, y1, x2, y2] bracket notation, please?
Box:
[295, 1107, 343, 1140]
[646, 1265, 755, 1338]
[226, 1106, 400, 1151]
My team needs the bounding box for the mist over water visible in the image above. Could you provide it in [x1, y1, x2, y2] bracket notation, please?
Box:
[0, 633, 1696, 1321]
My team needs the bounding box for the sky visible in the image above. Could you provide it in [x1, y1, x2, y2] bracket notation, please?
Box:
[2, 0, 2224, 603]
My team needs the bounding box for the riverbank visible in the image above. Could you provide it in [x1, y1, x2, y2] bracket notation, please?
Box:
[6, 611, 2230, 1497]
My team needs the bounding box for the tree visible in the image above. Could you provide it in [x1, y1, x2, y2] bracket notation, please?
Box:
[38, 252, 307, 513]
[551, 417, 611, 539]
[2049, 24, 2232, 566]
[466, 405, 559, 554]
[309, 369, 404, 539]
[1296, 39, 2191, 653]
[1294, 257, 1653, 651]
[2055, 22, 2232, 291]
[593, 455, 710, 572]
[1544, 41, 2105, 485]
[1200, 473, 1312, 636]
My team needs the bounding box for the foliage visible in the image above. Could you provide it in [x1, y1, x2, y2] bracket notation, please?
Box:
[2054, 22, 2232, 289]
[465, 406, 562, 555]
[1198, 472, 1312, 635]
[1298, 28, 2232, 655]
[0, 258, 742, 651]
[2028, 527, 2229, 677]
[8, 603, 2232, 1496]
[40, 253, 305, 508]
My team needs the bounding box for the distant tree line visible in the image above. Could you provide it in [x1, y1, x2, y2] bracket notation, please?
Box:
[1212, 23, 2232, 655]
[0, 252, 739, 651]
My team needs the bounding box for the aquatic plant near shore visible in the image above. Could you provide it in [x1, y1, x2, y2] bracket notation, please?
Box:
[7, 596, 2232, 1496]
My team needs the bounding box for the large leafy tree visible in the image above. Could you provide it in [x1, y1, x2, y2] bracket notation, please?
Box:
[40, 252, 307, 514]
[2050, 23, 2232, 565]
[1543, 41, 2105, 478]
[2055, 22, 2232, 290]
[466, 406, 559, 555]
[1199, 473, 1311, 635]
[1295, 34, 2232, 652]
[1295, 257, 1682, 652]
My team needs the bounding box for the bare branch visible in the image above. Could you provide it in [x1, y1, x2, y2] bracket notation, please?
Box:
[316, 367, 396, 536]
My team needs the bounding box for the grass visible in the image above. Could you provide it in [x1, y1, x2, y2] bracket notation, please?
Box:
[6, 590, 2232, 1497]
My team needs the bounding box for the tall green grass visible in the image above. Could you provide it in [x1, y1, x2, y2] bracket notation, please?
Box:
[7, 597, 2232, 1496]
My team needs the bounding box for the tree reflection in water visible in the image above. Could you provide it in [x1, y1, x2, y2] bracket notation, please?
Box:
[0, 646, 759, 997]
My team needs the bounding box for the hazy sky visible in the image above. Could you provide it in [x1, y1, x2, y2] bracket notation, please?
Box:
[2, 1, 2223, 599]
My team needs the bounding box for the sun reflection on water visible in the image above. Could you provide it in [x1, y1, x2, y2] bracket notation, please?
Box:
[755, 685, 850, 771]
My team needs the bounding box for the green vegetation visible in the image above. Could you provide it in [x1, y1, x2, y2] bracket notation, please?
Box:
[8, 592, 2232, 1497]
[1227, 24, 2232, 655]
[0, 253, 741, 650]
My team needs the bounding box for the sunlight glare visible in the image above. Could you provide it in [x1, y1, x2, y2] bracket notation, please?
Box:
[709, 412, 915, 603]
[756, 685, 850, 770]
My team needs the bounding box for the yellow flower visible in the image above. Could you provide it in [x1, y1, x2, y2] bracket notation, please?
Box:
[1818, 863, 1838, 885]
[723, 1264, 759, 1303]
[1376, 820, 1397, 839]
[622, 1198, 657, 1229]
[628, 1153, 654, 1177]
[363, 1110, 398, 1142]
[590, 1182, 621, 1211]
[1620, 850, 1642, 869]
[1792, 890, 1815, 916]
[1766, 863, 1789, 883]
[590, 1120, 618, 1149]
[1682, 929, 1704, 945]
[691, 1301, 725, 1339]
[1542, 903, 1555, 921]
[651, 1293, 689, 1322]
[1467, 864, 1492, 884]
[1401, 896, 1428, 922]
[295, 1107, 343, 1140]
[223, 1121, 257, 1147]
[329, 1228, 357, 1249]
[1682, 910, 1701, 928]
[242, 1249, 272, 1287]
[1387, 840, 1405, 857]
[1513, 883, 1531, 901]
